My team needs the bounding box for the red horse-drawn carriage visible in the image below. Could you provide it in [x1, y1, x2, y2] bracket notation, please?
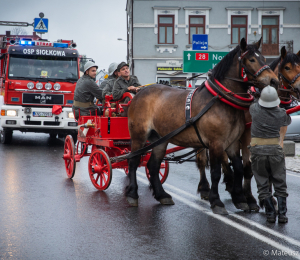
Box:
[63, 93, 186, 190]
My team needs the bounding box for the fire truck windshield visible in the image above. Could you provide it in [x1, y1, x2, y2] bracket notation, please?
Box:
[8, 55, 78, 81]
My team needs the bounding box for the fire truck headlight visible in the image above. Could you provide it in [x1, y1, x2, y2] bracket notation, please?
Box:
[54, 83, 61, 90]
[36, 83, 43, 90]
[27, 82, 34, 89]
[7, 110, 17, 117]
[45, 83, 52, 90]
[68, 112, 74, 119]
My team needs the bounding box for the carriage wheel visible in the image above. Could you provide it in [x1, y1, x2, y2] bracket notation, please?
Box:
[88, 149, 112, 190]
[63, 135, 76, 179]
[145, 161, 169, 184]
[124, 167, 129, 175]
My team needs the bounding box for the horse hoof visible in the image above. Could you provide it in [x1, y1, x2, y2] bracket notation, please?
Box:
[248, 203, 260, 212]
[234, 202, 249, 211]
[126, 197, 138, 207]
[211, 206, 228, 215]
[200, 191, 210, 200]
[159, 198, 175, 205]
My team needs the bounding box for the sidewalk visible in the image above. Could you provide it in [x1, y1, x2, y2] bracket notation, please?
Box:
[285, 142, 300, 173]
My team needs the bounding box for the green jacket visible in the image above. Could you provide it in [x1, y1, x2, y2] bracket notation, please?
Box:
[72, 74, 102, 117]
[112, 75, 141, 100]
[102, 77, 118, 99]
[100, 75, 115, 90]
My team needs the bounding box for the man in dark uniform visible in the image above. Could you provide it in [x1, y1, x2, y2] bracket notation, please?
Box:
[249, 86, 291, 223]
[102, 62, 120, 99]
[112, 62, 142, 101]
[100, 62, 118, 92]
[72, 61, 102, 120]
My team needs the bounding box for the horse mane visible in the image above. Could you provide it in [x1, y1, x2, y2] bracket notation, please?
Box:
[280, 53, 300, 69]
[211, 45, 240, 81]
[269, 56, 281, 71]
[211, 44, 262, 81]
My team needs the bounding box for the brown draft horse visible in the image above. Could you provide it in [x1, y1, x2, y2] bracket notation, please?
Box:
[126, 38, 279, 214]
[197, 46, 300, 211]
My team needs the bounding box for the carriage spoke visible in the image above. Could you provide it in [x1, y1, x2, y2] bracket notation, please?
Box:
[159, 171, 163, 178]
[95, 173, 100, 184]
[100, 174, 103, 187]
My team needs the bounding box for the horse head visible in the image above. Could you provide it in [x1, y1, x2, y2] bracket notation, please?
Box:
[238, 37, 279, 90]
[278, 46, 300, 98]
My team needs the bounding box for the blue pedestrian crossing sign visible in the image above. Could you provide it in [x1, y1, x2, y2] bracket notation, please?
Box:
[192, 34, 208, 50]
[34, 18, 48, 33]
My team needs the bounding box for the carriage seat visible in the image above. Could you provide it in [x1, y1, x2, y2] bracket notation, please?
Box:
[103, 92, 134, 117]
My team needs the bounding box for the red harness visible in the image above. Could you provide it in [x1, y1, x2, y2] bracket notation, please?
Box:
[251, 85, 292, 105]
[204, 80, 253, 110]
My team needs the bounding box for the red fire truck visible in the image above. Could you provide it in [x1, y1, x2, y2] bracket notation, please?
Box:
[0, 36, 79, 144]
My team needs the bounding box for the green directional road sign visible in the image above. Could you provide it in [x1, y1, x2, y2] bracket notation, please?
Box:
[183, 51, 229, 73]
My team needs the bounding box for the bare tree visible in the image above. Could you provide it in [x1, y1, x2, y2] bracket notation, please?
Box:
[11, 27, 28, 36]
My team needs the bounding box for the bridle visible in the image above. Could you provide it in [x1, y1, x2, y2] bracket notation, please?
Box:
[278, 62, 300, 100]
[225, 49, 270, 88]
[238, 50, 270, 80]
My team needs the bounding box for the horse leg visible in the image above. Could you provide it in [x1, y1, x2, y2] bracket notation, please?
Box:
[221, 152, 234, 194]
[209, 145, 228, 215]
[147, 142, 174, 205]
[240, 127, 260, 212]
[226, 141, 249, 211]
[126, 135, 147, 206]
[126, 154, 141, 206]
[196, 149, 210, 200]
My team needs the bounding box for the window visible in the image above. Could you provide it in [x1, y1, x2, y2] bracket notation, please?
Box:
[157, 77, 186, 88]
[158, 15, 174, 44]
[231, 16, 247, 44]
[189, 16, 205, 44]
[8, 55, 78, 80]
[261, 16, 279, 55]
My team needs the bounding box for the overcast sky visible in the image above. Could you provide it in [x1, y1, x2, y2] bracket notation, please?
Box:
[0, 0, 128, 71]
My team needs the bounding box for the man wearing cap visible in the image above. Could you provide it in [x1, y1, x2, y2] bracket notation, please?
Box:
[112, 62, 142, 101]
[72, 61, 102, 120]
[102, 62, 120, 99]
[249, 86, 291, 223]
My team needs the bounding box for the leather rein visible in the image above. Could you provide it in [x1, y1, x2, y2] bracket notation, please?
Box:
[224, 50, 270, 88]
[205, 49, 272, 110]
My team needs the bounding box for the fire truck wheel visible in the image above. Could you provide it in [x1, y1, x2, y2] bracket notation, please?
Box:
[71, 133, 77, 144]
[88, 149, 112, 190]
[145, 160, 169, 184]
[49, 133, 57, 138]
[63, 135, 76, 179]
[0, 129, 13, 144]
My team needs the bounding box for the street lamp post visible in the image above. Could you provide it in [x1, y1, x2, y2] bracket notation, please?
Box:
[117, 38, 128, 62]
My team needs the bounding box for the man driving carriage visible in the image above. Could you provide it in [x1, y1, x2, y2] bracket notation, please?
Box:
[72, 61, 102, 120]
[112, 62, 142, 101]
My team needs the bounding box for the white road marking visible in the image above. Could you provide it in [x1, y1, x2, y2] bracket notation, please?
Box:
[132, 170, 300, 252]
[134, 174, 300, 258]
[287, 172, 300, 178]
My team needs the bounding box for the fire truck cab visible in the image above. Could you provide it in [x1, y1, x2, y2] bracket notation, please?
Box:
[0, 37, 79, 144]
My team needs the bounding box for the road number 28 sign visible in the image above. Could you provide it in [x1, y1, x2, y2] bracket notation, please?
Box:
[196, 53, 209, 61]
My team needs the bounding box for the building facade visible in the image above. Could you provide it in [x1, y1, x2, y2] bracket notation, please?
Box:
[126, 0, 300, 87]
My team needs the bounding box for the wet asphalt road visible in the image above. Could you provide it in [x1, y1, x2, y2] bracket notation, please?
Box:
[1, 132, 300, 260]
